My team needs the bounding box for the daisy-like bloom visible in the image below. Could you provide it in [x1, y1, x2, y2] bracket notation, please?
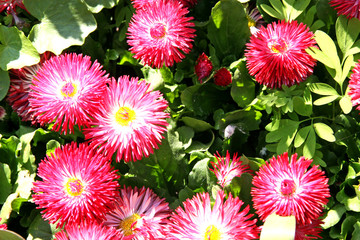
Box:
[167, 190, 259, 239]
[251, 152, 330, 225]
[194, 53, 213, 83]
[131, 0, 197, 11]
[348, 60, 360, 111]
[84, 76, 169, 162]
[54, 222, 126, 240]
[0, 218, 7, 230]
[295, 219, 323, 240]
[127, 0, 196, 68]
[329, 0, 360, 20]
[246, 6, 266, 34]
[245, 20, 317, 89]
[0, 0, 25, 13]
[0, 106, 6, 121]
[32, 142, 119, 227]
[29, 53, 109, 134]
[210, 151, 251, 188]
[214, 68, 232, 87]
[7, 52, 52, 122]
[103, 186, 171, 239]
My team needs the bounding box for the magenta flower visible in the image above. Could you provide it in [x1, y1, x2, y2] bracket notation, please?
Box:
[0, 0, 25, 13]
[295, 219, 323, 240]
[103, 186, 171, 239]
[32, 142, 119, 227]
[194, 53, 213, 83]
[330, 0, 360, 19]
[54, 222, 125, 240]
[84, 76, 169, 162]
[245, 20, 317, 88]
[0, 218, 7, 230]
[214, 68, 232, 87]
[348, 60, 360, 111]
[127, 0, 196, 68]
[251, 152, 330, 225]
[210, 151, 251, 188]
[179, 0, 197, 8]
[7, 52, 52, 122]
[167, 190, 259, 239]
[29, 53, 109, 134]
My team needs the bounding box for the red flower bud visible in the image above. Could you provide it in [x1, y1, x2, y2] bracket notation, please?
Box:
[195, 53, 213, 83]
[214, 68, 232, 86]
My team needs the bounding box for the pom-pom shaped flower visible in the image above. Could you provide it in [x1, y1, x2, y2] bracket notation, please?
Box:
[7, 53, 52, 122]
[195, 53, 213, 83]
[32, 142, 119, 227]
[245, 20, 317, 89]
[0, 0, 25, 13]
[348, 60, 360, 111]
[295, 219, 323, 240]
[330, 0, 360, 20]
[103, 186, 171, 239]
[251, 152, 330, 225]
[127, 0, 196, 68]
[168, 190, 259, 239]
[210, 151, 251, 188]
[29, 53, 109, 134]
[84, 76, 169, 162]
[54, 222, 124, 240]
[214, 68, 232, 86]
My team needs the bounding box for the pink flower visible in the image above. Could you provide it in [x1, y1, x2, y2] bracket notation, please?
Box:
[84, 76, 169, 162]
[210, 151, 251, 188]
[127, 0, 196, 68]
[251, 152, 330, 225]
[32, 142, 119, 227]
[194, 53, 213, 83]
[179, 0, 197, 8]
[245, 20, 317, 88]
[131, 0, 197, 11]
[54, 222, 125, 240]
[7, 52, 52, 122]
[0, 218, 7, 230]
[29, 53, 109, 134]
[348, 60, 360, 111]
[214, 68, 232, 86]
[167, 190, 259, 239]
[330, 0, 360, 19]
[103, 186, 171, 239]
[295, 219, 323, 240]
[0, 0, 25, 13]
[246, 6, 265, 34]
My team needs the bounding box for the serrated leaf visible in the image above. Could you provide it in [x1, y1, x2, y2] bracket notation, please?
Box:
[308, 83, 339, 96]
[24, 0, 97, 55]
[0, 26, 39, 70]
[294, 126, 311, 148]
[313, 95, 339, 105]
[260, 213, 295, 240]
[303, 127, 316, 158]
[339, 95, 353, 114]
[313, 122, 336, 142]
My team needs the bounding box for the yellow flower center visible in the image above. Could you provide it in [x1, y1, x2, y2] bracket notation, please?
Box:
[61, 82, 77, 98]
[150, 23, 167, 39]
[115, 106, 136, 126]
[119, 214, 141, 236]
[65, 178, 84, 197]
[270, 39, 288, 53]
[247, 16, 256, 28]
[204, 225, 221, 240]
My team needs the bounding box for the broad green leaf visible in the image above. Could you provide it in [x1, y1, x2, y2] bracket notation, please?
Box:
[306, 47, 335, 69]
[46, 140, 61, 155]
[142, 66, 166, 90]
[266, 119, 299, 143]
[313, 122, 336, 142]
[11, 197, 28, 214]
[314, 30, 340, 68]
[207, 0, 251, 60]
[27, 214, 57, 240]
[0, 230, 25, 240]
[260, 213, 295, 240]
[0, 69, 9, 102]
[188, 158, 213, 191]
[336, 15, 360, 56]
[0, 26, 39, 70]
[353, 222, 360, 239]
[294, 126, 311, 148]
[230, 62, 255, 108]
[313, 95, 339, 106]
[290, 0, 311, 20]
[340, 55, 355, 83]
[308, 83, 339, 96]
[185, 131, 215, 154]
[269, 0, 284, 17]
[219, 109, 262, 133]
[260, 4, 284, 19]
[0, 193, 18, 223]
[180, 85, 201, 112]
[24, 0, 97, 55]
[177, 126, 194, 149]
[14, 170, 35, 199]
[321, 204, 346, 229]
[346, 39, 360, 59]
[303, 127, 316, 158]
[82, 0, 118, 13]
[0, 163, 11, 204]
[341, 216, 357, 239]
[293, 96, 312, 116]
[339, 95, 353, 114]
[181, 117, 213, 132]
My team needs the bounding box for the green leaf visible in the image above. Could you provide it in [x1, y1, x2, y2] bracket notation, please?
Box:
[341, 216, 357, 239]
[322, 204, 347, 229]
[266, 119, 299, 143]
[188, 158, 213, 191]
[294, 126, 311, 148]
[207, 0, 251, 60]
[314, 30, 340, 69]
[24, 0, 97, 55]
[303, 127, 316, 158]
[340, 54, 355, 82]
[27, 214, 57, 240]
[0, 26, 39, 70]
[313, 122, 336, 142]
[81, 0, 118, 13]
[0, 163, 11, 204]
[230, 61, 255, 108]
[181, 117, 213, 132]
[260, 213, 296, 240]
[0, 69, 9, 101]
[339, 95, 353, 114]
[336, 15, 360, 56]
[308, 83, 339, 96]
[0, 230, 25, 240]
[260, 3, 284, 19]
[11, 197, 28, 214]
[290, 0, 311, 20]
[313, 95, 339, 106]
[269, 0, 284, 16]
[293, 95, 312, 117]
